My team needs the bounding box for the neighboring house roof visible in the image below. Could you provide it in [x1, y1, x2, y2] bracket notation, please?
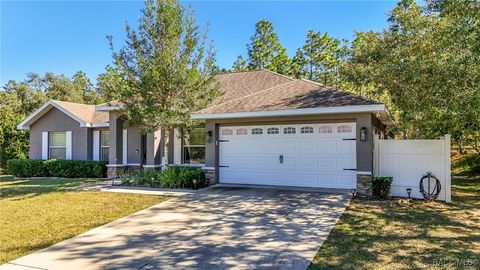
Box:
[17, 100, 109, 130]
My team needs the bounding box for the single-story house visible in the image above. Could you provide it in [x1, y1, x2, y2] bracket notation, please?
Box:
[18, 70, 393, 193]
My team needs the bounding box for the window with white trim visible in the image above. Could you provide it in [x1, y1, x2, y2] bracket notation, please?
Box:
[337, 125, 353, 133]
[100, 131, 109, 161]
[49, 132, 66, 159]
[283, 127, 296, 134]
[300, 126, 314, 134]
[182, 127, 205, 164]
[251, 128, 263, 135]
[267, 127, 279, 134]
[236, 128, 247, 135]
[222, 128, 233, 136]
[319, 125, 333, 133]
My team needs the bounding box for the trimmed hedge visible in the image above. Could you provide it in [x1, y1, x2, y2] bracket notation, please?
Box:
[5, 159, 47, 177]
[120, 166, 208, 189]
[372, 176, 393, 199]
[6, 159, 107, 178]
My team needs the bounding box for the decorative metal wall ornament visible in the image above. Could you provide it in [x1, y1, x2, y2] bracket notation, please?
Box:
[419, 172, 441, 200]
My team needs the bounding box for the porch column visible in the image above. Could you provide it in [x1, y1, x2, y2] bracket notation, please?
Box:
[107, 112, 125, 178]
[144, 129, 162, 169]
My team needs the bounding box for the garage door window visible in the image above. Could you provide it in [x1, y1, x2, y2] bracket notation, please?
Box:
[252, 128, 263, 135]
[182, 128, 205, 164]
[337, 125, 352, 133]
[222, 128, 233, 136]
[236, 128, 247, 135]
[267, 127, 279, 134]
[300, 126, 314, 134]
[283, 127, 296, 134]
[319, 125, 333, 133]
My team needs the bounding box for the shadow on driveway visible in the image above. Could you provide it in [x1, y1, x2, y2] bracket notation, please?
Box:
[3, 186, 351, 270]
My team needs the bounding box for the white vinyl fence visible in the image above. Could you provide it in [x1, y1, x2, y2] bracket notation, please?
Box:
[374, 135, 451, 202]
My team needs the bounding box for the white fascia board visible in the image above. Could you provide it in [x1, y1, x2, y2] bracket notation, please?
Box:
[91, 122, 110, 128]
[191, 104, 386, 120]
[17, 100, 90, 130]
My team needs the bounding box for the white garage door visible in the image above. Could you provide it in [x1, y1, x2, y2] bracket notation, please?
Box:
[219, 123, 357, 189]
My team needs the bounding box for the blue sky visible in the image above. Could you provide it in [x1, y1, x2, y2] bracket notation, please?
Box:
[1, 1, 397, 85]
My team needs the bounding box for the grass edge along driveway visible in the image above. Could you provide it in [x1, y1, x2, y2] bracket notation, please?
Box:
[309, 174, 480, 270]
[0, 178, 170, 263]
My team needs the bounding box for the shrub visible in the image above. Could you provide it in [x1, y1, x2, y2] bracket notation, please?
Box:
[6, 159, 106, 178]
[44, 160, 106, 178]
[6, 159, 47, 177]
[120, 166, 208, 189]
[159, 166, 181, 188]
[159, 166, 207, 189]
[372, 176, 393, 199]
[179, 167, 208, 189]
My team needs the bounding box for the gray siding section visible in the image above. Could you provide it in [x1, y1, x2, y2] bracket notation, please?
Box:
[204, 112, 374, 173]
[29, 108, 89, 160]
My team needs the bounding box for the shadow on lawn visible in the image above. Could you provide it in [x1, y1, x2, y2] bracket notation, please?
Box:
[0, 178, 97, 199]
[308, 175, 480, 270]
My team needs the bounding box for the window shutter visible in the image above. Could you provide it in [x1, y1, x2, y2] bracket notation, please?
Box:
[93, 131, 100, 161]
[122, 129, 127, 164]
[42, 132, 48, 160]
[66, 131, 72, 160]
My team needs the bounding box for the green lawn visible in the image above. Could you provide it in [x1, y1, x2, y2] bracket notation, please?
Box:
[309, 175, 480, 270]
[0, 178, 169, 263]
[0, 175, 13, 181]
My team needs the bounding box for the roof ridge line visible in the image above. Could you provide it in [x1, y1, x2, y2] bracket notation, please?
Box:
[260, 68, 296, 81]
[215, 69, 263, 76]
[200, 80, 298, 112]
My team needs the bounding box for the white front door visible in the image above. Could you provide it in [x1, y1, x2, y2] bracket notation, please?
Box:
[219, 123, 357, 189]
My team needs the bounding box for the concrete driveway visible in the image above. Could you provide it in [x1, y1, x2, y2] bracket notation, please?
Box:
[3, 185, 350, 270]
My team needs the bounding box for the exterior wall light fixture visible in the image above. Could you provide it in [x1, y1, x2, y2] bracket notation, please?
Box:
[360, 127, 367, 141]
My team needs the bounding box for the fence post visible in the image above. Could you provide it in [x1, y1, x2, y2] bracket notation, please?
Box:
[444, 134, 451, 203]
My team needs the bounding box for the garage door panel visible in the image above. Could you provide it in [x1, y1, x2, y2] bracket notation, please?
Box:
[336, 174, 356, 187]
[282, 156, 298, 167]
[336, 157, 356, 170]
[336, 141, 356, 154]
[318, 174, 337, 185]
[298, 140, 317, 154]
[317, 157, 336, 168]
[264, 140, 283, 152]
[219, 123, 357, 189]
[299, 157, 316, 167]
[317, 140, 337, 153]
[282, 142, 298, 153]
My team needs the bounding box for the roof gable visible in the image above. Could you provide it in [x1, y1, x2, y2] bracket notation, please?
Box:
[17, 100, 109, 130]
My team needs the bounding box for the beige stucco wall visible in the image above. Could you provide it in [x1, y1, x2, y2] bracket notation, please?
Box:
[29, 108, 89, 160]
[204, 112, 376, 175]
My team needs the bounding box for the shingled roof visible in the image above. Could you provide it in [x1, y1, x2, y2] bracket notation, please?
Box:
[198, 69, 382, 114]
[53, 100, 109, 124]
